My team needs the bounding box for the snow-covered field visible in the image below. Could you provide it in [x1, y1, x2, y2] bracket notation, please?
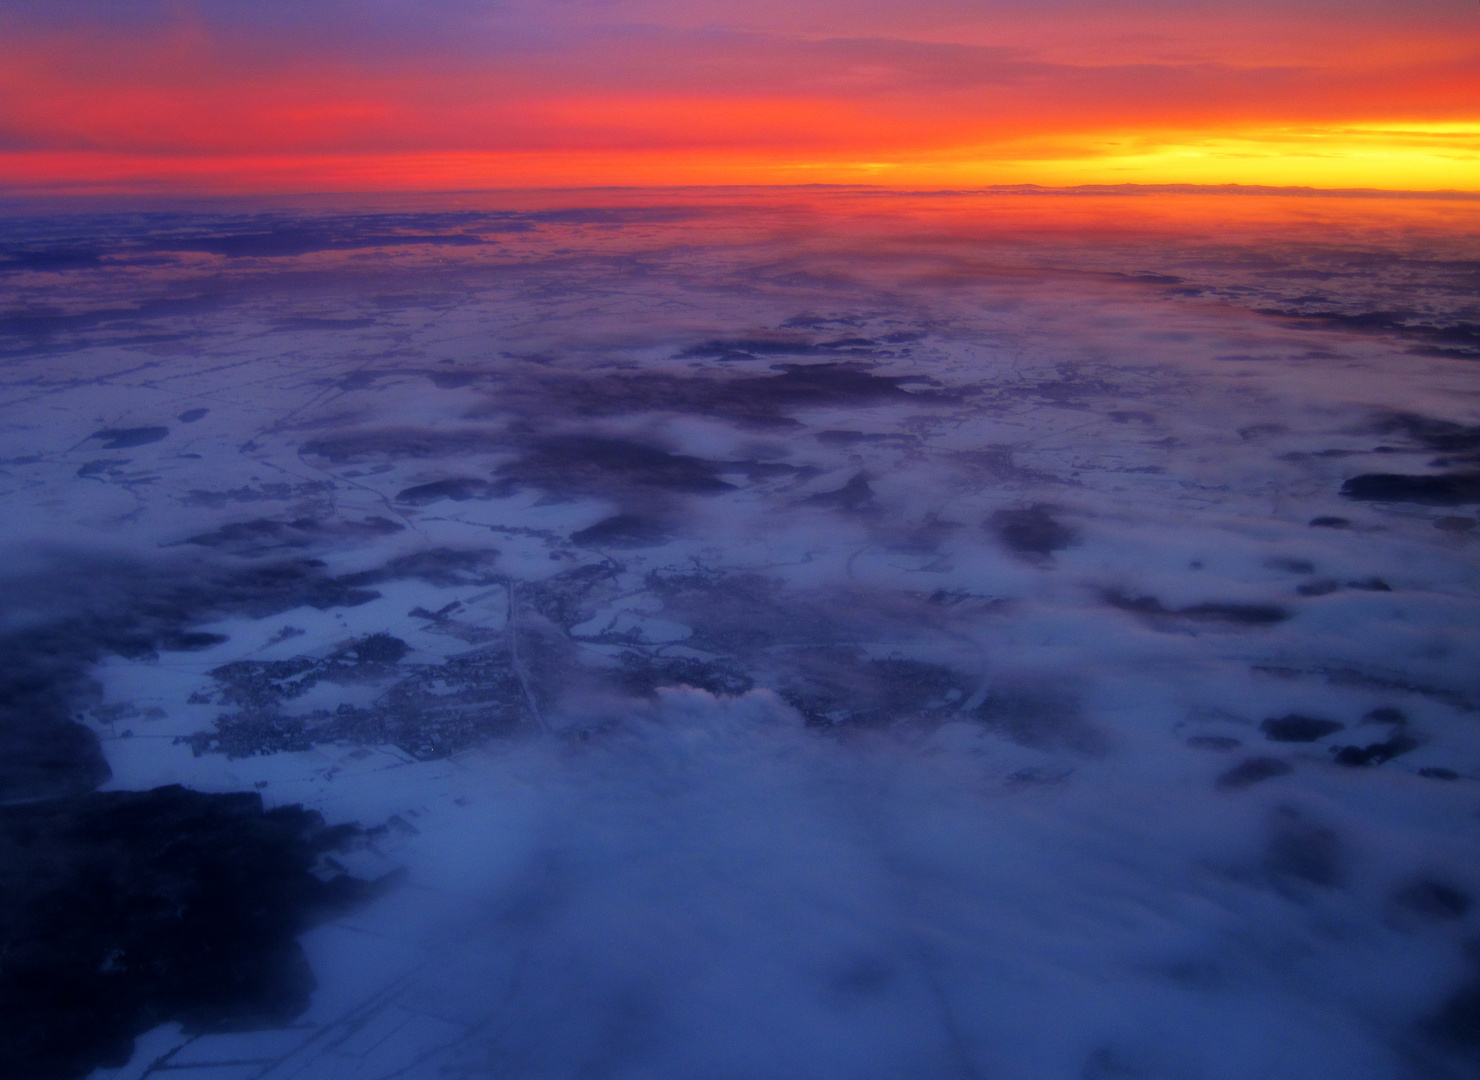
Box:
[2, 188, 1479, 1079]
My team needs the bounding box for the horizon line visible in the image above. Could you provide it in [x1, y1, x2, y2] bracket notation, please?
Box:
[2, 181, 1479, 214]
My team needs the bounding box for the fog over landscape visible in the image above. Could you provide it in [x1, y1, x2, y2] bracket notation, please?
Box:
[1, 187, 1479, 1079]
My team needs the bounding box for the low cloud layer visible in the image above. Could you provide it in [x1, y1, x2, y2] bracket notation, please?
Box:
[0, 189, 1478, 1078]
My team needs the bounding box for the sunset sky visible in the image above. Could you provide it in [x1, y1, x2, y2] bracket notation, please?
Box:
[1, 0, 1477, 194]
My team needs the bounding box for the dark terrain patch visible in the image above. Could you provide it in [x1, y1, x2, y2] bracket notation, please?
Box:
[1258, 309, 1480, 359]
[76, 458, 131, 478]
[1394, 881, 1472, 920]
[1331, 731, 1418, 766]
[177, 408, 209, 423]
[1265, 807, 1344, 887]
[1261, 715, 1345, 742]
[154, 228, 490, 260]
[1311, 515, 1353, 528]
[1266, 557, 1315, 574]
[270, 316, 376, 332]
[815, 430, 916, 446]
[507, 363, 950, 428]
[646, 570, 845, 654]
[521, 562, 624, 631]
[0, 697, 110, 806]
[90, 426, 169, 449]
[1341, 473, 1480, 505]
[613, 652, 755, 699]
[719, 459, 823, 483]
[1186, 735, 1241, 751]
[183, 516, 404, 556]
[0, 296, 224, 344]
[1105, 592, 1289, 626]
[1368, 413, 1480, 465]
[338, 548, 502, 588]
[990, 505, 1077, 557]
[571, 514, 672, 548]
[1427, 942, 1480, 1058]
[395, 478, 496, 505]
[1216, 756, 1293, 790]
[804, 472, 875, 512]
[186, 560, 384, 618]
[498, 435, 735, 498]
[301, 428, 503, 463]
[974, 685, 1107, 754]
[0, 247, 107, 272]
[887, 517, 963, 555]
[0, 557, 386, 801]
[0, 785, 383, 1080]
[675, 336, 831, 360]
[674, 335, 891, 362]
[179, 481, 332, 508]
[775, 648, 971, 729]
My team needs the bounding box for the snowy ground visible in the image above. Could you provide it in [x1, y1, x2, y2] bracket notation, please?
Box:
[1, 187, 1478, 1079]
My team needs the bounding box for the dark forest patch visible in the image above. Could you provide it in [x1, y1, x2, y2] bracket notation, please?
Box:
[1216, 756, 1293, 790]
[395, 478, 496, 505]
[1332, 732, 1417, 766]
[613, 652, 755, 699]
[1187, 735, 1241, 751]
[1258, 309, 1480, 359]
[0, 248, 107, 272]
[1394, 880, 1471, 920]
[0, 786, 385, 1080]
[153, 229, 491, 260]
[815, 430, 917, 446]
[301, 428, 503, 463]
[1367, 413, 1480, 465]
[0, 296, 224, 341]
[1105, 592, 1289, 626]
[804, 472, 875, 512]
[1265, 807, 1344, 887]
[1341, 473, 1480, 505]
[1260, 714, 1345, 742]
[674, 334, 889, 362]
[990, 505, 1077, 557]
[571, 514, 672, 548]
[498, 436, 735, 498]
[512, 363, 952, 428]
[776, 648, 971, 729]
[0, 709, 110, 807]
[90, 426, 169, 449]
[676, 336, 830, 360]
[974, 684, 1107, 754]
[179, 481, 332, 508]
[183, 516, 403, 556]
[339, 548, 502, 588]
[0, 557, 386, 802]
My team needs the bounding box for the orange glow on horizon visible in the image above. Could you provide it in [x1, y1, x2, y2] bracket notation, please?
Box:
[0, 3, 1476, 196]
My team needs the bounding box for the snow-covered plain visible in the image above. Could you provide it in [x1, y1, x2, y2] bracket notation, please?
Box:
[2, 187, 1479, 1079]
